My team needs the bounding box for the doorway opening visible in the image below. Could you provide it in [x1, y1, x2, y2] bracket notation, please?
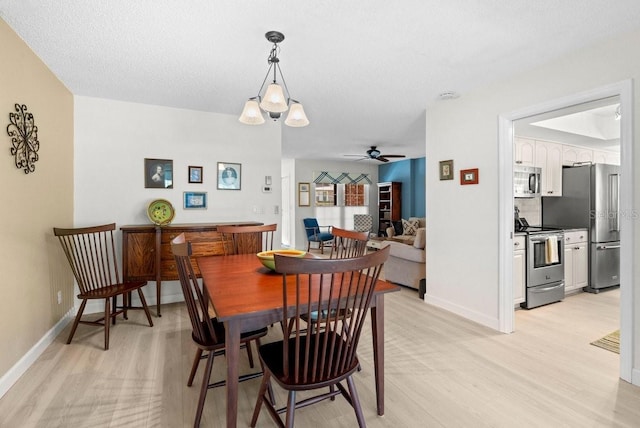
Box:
[497, 80, 634, 383]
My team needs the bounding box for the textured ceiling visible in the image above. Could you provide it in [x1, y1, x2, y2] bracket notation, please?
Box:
[2, 1, 639, 162]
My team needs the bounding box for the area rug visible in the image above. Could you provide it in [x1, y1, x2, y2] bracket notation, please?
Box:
[590, 330, 620, 354]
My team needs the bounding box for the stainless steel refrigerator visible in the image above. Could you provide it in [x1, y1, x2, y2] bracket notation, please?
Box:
[542, 163, 620, 293]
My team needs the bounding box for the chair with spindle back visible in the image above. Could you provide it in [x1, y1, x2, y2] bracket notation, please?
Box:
[171, 233, 269, 427]
[250, 247, 390, 428]
[217, 223, 277, 254]
[53, 223, 153, 350]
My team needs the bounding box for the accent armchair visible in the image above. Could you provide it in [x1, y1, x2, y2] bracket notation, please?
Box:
[302, 218, 333, 253]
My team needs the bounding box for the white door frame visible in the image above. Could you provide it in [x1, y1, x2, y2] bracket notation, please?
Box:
[497, 80, 635, 383]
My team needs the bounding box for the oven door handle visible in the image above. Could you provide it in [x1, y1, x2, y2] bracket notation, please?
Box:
[530, 283, 564, 293]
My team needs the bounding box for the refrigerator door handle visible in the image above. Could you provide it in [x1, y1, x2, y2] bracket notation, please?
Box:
[608, 173, 620, 232]
[597, 244, 621, 250]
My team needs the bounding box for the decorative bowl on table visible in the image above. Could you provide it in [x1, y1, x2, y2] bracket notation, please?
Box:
[256, 249, 306, 270]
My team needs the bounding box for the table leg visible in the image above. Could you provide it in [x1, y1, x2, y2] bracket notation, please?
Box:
[225, 320, 240, 427]
[371, 295, 385, 415]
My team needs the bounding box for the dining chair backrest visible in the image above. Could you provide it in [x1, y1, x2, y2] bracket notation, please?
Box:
[171, 233, 220, 346]
[274, 246, 390, 383]
[329, 226, 369, 259]
[217, 224, 277, 254]
[54, 223, 121, 295]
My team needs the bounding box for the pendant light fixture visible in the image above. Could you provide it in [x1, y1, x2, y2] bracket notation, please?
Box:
[239, 31, 309, 127]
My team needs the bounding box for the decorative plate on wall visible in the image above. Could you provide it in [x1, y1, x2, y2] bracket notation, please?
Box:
[147, 199, 175, 226]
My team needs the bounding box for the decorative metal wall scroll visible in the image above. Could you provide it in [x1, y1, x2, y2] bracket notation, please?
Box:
[7, 103, 40, 174]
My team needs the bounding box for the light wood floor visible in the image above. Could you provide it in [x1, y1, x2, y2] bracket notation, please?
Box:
[1, 286, 638, 427]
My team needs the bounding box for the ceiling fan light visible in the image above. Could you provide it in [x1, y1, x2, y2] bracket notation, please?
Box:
[260, 83, 288, 112]
[238, 99, 265, 125]
[284, 102, 309, 127]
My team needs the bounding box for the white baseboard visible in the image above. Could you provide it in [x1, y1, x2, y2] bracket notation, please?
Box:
[632, 368, 640, 387]
[0, 308, 73, 399]
[424, 293, 501, 331]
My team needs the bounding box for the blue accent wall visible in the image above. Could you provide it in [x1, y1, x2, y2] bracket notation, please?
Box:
[379, 157, 425, 218]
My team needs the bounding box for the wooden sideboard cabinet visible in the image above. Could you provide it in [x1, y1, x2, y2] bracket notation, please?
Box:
[120, 222, 262, 316]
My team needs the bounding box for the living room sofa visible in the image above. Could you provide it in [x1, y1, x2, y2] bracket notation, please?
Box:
[385, 217, 426, 245]
[384, 226, 426, 290]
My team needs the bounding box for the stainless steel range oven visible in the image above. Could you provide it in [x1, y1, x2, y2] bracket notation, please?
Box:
[521, 228, 565, 309]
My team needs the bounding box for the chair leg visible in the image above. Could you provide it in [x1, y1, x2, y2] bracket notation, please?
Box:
[104, 298, 110, 350]
[137, 288, 154, 327]
[66, 299, 87, 345]
[188, 348, 203, 386]
[285, 390, 296, 428]
[245, 340, 255, 368]
[112, 295, 118, 325]
[346, 375, 366, 428]
[194, 352, 215, 428]
[250, 370, 271, 427]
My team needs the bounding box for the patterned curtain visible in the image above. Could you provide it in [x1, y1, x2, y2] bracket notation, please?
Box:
[312, 171, 372, 184]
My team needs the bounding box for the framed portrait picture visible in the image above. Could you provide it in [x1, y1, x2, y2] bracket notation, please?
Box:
[217, 162, 241, 190]
[183, 191, 207, 209]
[145, 158, 173, 188]
[439, 159, 454, 181]
[460, 168, 479, 185]
[188, 165, 203, 183]
[298, 182, 310, 206]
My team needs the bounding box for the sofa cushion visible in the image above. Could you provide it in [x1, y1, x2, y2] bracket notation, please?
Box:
[388, 241, 425, 263]
[413, 227, 426, 249]
[409, 217, 426, 228]
[402, 218, 420, 236]
[392, 221, 403, 236]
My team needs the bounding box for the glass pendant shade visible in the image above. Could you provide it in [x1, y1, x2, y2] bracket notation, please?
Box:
[238, 99, 265, 125]
[284, 102, 310, 127]
[260, 83, 288, 112]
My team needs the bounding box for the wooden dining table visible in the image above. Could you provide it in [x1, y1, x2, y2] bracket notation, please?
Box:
[196, 252, 400, 427]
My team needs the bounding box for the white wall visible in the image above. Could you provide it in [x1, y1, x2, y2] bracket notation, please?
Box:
[425, 28, 640, 377]
[74, 96, 282, 304]
[292, 159, 378, 250]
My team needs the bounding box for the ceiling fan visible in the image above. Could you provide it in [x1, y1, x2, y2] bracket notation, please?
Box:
[344, 146, 407, 163]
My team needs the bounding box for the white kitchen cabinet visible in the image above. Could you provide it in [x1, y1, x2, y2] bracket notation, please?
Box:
[513, 235, 526, 306]
[535, 140, 563, 197]
[562, 145, 593, 166]
[514, 137, 536, 167]
[593, 149, 620, 166]
[563, 229, 588, 294]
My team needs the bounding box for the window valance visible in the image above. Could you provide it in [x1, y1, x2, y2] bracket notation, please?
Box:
[312, 171, 372, 185]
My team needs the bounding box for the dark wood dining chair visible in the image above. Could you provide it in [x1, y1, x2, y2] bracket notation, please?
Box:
[171, 233, 268, 427]
[217, 223, 277, 254]
[303, 226, 370, 327]
[53, 223, 153, 350]
[328, 226, 370, 259]
[250, 246, 390, 428]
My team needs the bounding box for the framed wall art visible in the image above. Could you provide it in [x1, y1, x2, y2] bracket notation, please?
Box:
[183, 191, 207, 209]
[217, 162, 241, 190]
[439, 159, 453, 180]
[188, 165, 203, 183]
[460, 168, 479, 185]
[298, 182, 310, 206]
[145, 158, 173, 188]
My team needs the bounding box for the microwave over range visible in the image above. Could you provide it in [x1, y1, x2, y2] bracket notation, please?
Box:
[514, 165, 541, 198]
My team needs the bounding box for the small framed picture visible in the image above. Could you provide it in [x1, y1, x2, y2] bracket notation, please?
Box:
[217, 162, 241, 190]
[439, 160, 453, 181]
[298, 182, 310, 206]
[460, 168, 479, 185]
[145, 158, 173, 189]
[183, 191, 207, 209]
[188, 166, 203, 183]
